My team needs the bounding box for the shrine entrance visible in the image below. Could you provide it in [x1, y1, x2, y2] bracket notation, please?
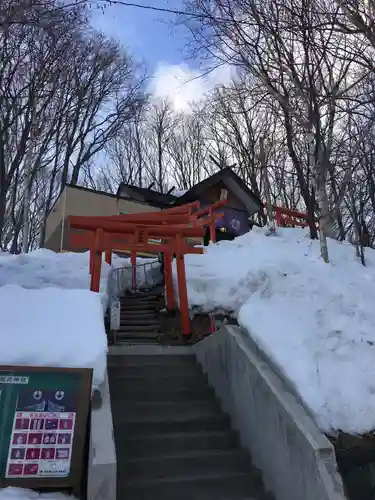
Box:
[67, 200, 227, 337]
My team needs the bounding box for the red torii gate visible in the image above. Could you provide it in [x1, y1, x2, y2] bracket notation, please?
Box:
[69, 198, 227, 281]
[67, 200, 227, 336]
[190, 199, 227, 242]
[263, 202, 319, 228]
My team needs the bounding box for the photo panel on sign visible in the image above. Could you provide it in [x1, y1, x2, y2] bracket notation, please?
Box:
[16, 389, 77, 413]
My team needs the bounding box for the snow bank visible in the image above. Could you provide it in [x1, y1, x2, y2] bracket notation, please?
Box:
[174, 227, 375, 434]
[0, 249, 111, 310]
[0, 487, 76, 500]
[0, 286, 107, 389]
[0, 249, 112, 388]
[0, 250, 159, 389]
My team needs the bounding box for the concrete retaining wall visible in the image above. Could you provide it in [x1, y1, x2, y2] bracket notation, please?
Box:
[87, 371, 116, 500]
[194, 325, 347, 500]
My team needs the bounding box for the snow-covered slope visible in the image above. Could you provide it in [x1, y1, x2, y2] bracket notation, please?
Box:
[0, 250, 112, 388]
[0, 249, 111, 303]
[0, 250, 158, 389]
[0, 487, 76, 500]
[173, 227, 375, 434]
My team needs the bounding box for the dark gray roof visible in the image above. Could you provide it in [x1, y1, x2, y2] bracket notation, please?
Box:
[116, 184, 177, 208]
[173, 168, 263, 210]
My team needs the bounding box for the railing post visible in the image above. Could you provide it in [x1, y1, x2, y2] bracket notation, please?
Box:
[176, 253, 190, 336]
[209, 206, 216, 243]
[89, 246, 94, 275]
[164, 252, 175, 311]
[131, 250, 137, 291]
[105, 248, 112, 265]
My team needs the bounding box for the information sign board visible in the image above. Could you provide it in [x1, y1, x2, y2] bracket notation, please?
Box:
[0, 366, 92, 493]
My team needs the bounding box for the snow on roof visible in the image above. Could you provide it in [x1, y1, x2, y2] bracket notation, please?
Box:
[172, 226, 375, 434]
[171, 189, 188, 198]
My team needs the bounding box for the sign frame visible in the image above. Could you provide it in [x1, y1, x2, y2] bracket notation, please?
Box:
[0, 365, 92, 494]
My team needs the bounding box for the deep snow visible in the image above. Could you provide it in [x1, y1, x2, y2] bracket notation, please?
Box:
[173, 226, 375, 434]
[0, 488, 76, 500]
[0, 250, 158, 389]
[0, 285, 107, 388]
[0, 250, 109, 388]
[0, 249, 111, 309]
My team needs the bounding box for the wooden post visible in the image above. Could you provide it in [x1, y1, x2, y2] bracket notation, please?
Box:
[275, 207, 282, 227]
[209, 206, 216, 243]
[89, 247, 94, 275]
[176, 253, 190, 336]
[105, 248, 112, 265]
[131, 250, 137, 291]
[164, 251, 175, 311]
[90, 229, 103, 293]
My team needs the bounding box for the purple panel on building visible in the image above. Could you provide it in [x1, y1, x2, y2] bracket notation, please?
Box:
[201, 203, 249, 236]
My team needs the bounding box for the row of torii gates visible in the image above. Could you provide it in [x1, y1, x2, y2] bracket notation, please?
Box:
[68, 200, 228, 337]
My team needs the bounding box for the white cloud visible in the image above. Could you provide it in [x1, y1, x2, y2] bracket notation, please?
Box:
[149, 62, 234, 112]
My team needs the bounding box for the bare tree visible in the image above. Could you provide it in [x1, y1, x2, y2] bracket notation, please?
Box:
[184, 0, 371, 262]
[167, 108, 209, 189]
[143, 99, 175, 192]
[0, 0, 146, 251]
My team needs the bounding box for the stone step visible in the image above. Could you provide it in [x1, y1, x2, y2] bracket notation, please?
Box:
[120, 309, 158, 314]
[107, 354, 197, 367]
[113, 333, 161, 342]
[112, 400, 220, 422]
[120, 315, 158, 322]
[120, 316, 158, 322]
[120, 314, 160, 325]
[122, 295, 163, 302]
[119, 449, 252, 482]
[117, 324, 160, 332]
[110, 384, 215, 402]
[118, 470, 265, 500]
[112, 339, 161, 346]
[121, 300, 163, 306]
[108, 370, 208, 390]
[121, 294, 163, 301]
[112, 413, 232, 436]
[120, 304, 162, 311]
[108, 362, 204, 378]
[121, 300, 163, 307]
[116, 430, 239, 458]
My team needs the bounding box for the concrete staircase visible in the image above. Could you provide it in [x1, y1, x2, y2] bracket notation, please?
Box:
[108, 350, 273, 500]
[113, 288, 164, 344]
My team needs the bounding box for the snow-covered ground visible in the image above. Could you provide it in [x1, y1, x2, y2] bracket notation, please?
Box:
[0, 249, 111, 307]
[0, 250, 110, 388]
[0, 487, 76, 500]
[173, 227, 375, 435]
[0, 250, 155, 389]
[0, 285, 107, 388]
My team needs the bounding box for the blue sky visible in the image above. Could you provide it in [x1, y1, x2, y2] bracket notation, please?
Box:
[90, 1, 233, 110]
[91, 1, 188, 70]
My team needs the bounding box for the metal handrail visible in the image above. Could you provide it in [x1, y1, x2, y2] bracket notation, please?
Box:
[107, 259, 163, 307]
